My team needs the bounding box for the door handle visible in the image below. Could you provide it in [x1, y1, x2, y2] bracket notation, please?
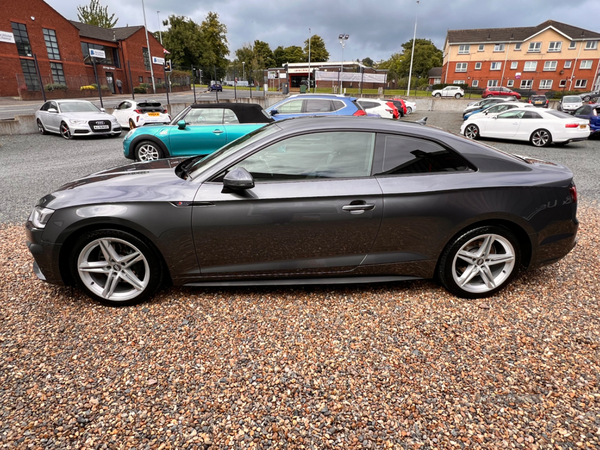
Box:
[342, 203, 375, 214]
[212, 129, 224, 134]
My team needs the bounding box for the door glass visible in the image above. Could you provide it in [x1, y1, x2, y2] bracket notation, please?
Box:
[497, 110, 525, 119]
[229, 132, 375, 181]
[305, 100, 332, 113]
[223, 109, 239, 124]
[277, 100, 303, 113]
[184, 108, 223, 125]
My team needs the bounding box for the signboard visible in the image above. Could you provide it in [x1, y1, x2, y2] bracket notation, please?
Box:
[89, 48, 106, 59]
[152, 56, 165, 65]
[0, 31, 15, 44]
[102, 66, 116, 70]
[515, 72, 522, 79]
[288, 68, 307, 74]
[268, 71, 276, 79]
[315, 70, 387, 84]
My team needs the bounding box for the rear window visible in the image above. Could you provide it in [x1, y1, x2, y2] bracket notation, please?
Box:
[546, 110, 577, 119]
[352, 100, 365, 111]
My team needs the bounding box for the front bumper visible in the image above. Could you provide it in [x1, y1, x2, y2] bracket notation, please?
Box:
[25, 222, 65, 286]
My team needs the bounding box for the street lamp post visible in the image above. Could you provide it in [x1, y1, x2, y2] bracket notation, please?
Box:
[242, 62, 245, 81]
[308, 28, 312, 93]
[407, 1, 419, 96]
[157, 11, 163, 45]
[339, 34, 349, 94]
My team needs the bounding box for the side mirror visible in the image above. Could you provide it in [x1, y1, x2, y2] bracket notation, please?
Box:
[48, 108, 58, 114]
[223, 167, 255, 190]
[100, 108, 106, 112]
[177, 120, 186, 130]
[269, 109, 278, 116]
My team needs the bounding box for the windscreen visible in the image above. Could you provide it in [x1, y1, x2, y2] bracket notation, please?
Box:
[59, 102, 100, 113]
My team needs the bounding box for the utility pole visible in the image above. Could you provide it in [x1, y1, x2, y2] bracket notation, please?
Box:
[141, 0, 156, 94]
[407, 1, 419, 96]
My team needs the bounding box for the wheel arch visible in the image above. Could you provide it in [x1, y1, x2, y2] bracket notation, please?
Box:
[129, 135, 171, 158]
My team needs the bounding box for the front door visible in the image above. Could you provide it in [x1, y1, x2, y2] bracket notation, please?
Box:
[105, 72, 115, 94]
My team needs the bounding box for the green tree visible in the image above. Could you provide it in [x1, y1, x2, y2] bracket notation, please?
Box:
[77, 0, 118, 28]
[397, 39, 443, 79]
[361, 57, 374, 67]
[161, 15, 204, 70]
[199, 12, 229, 81]
[273, 46, 286, 67]
[253, 40, 275, 68]
[378, 53, 403, 85]
[304, 35, 329, 62]
[282, 46, 305, 64]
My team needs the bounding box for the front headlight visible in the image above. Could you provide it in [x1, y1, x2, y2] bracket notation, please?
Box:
[68, 119, 86, 125]
[125, 129, 134, 139]
[28, 206, 55, 229]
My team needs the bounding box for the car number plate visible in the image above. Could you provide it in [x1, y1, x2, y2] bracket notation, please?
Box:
[94, 125, 109, 129]
[148, 112, 160, 116]
[534, 101, 542, 104]
[580, 124, 587, 129]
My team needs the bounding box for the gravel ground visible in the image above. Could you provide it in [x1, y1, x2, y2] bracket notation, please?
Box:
[1, 113, 600, 448]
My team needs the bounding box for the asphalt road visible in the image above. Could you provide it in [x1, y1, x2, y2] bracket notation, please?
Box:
[1, 111, 598, 225]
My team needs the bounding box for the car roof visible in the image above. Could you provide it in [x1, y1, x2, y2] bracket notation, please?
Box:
[287, 94, 357, 102]
[190, 103, 274, 123]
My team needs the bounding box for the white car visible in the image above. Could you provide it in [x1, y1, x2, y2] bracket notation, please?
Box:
[432, 86, 464, 99]
[35, 99, 121, 139]
[557, 96, 583, 114]
[112, 100, 170, 129]
[404, 100, 417, 114]
[356, 99, 397, 119]
[468, 101, 533, 120]
[461, 107, 590, 147]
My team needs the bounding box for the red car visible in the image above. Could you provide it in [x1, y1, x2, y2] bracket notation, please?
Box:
[391, 98, 408, 116]
[482, 86, 521, 100]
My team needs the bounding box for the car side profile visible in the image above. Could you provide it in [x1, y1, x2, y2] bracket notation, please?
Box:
[357, 99, 399, 119]
[482, 86, 521, 100]
[265, 94, 366, 120]
[465, 101, 533, 121]
[432, 86, 464, 98]
[27, 116, 578, 306]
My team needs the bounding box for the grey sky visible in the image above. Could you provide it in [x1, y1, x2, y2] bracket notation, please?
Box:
[45, 0, 600, 63]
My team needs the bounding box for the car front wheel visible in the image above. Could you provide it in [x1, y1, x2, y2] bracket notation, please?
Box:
[464, 124, 480, 140]
[438, 225, 521, 298]
[530, 129, 552, 147]
[60, 122, 72, 140]
[70, 229, 163, 306]
[37, 119, 48, 135]
[582, 96, 591, 102]
[134, 140, 164, 161]
[434, 93, 441, 98]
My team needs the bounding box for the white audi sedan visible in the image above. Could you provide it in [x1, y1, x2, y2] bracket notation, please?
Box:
[461, 108, 590, 147]
[35, 100, 121, 139]
[112, 100, 170, 129]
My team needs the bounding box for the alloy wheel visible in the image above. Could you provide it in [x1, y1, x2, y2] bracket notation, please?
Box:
[60, 122, 71, 140]
[464, 124, 479, 139]
[135, 142, 161, 161]
[531, 129, 551, 147]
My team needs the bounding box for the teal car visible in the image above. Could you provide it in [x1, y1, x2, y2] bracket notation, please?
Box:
[123, 103, 274, 161]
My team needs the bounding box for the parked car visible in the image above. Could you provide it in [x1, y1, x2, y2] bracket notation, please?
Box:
[463, 98, 511, 118]
[558, 95, 584, 114]
[386, 99, 405, 117]
[266, 94, 367, 120]
[482, 86, 521, 100]
[432, 86, 464, 98]
[465, 101, 532, 121]
[208, 83, 223, 92]
[573, 103, 600, 137]
[26, 116, 579, 306]
[528, 95, 549, 108]
[357, 99, 398, 119]
[461, 108, 589, 147]
[403, 100, 417, 114]
[578, 90, 600, 102]
[35, 100, 122, 139]
[123, 103, 274, 161]
[112, 100, 170, 129]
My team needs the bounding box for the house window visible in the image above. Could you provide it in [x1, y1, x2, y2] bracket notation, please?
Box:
[20, 59, 39, 91]
[524, 61, 537, 72]
[559, 79, 567, 87]
[43, 29, 61, 60]
[487, 80, 499, 87]
[548, 41, 562, 52]
[580, 60, 593, 69]
[490, 62, 501, 71]
[575, 79, 587, 88]
[543, 61, 557, 71]
[514, 43, 522, 51]
[472, 80, 479, 87]
[494, 43, 505, 52]
[11, 22, 32, 57]
[539, 80, 552, 90]
[148, 77, 152, 84]
[455, 62, 467, 72]
[475, 62, 482, 70]
[81, 42, 119, 67]
[478, 44, 485, 52]
[528, 42, 542, 52]
[569, 41, 576, 49]
[454, 80, 465, 84]
[564, 61, 572, 69]
[585, 41, 598, 50]
[142, 47, 151, 71]
[458, 45, 470, 54]
[510, 61, 518, 69]
[520, 79, 533, 89]
[138, 76, 143, 83]
[50, 62, 66, 85]
[507, 80, 514, 87]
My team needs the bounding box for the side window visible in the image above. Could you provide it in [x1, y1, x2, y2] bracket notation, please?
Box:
[184, 108, 223, 125]
[223, 109, 240, 124]
[360, 101, 378, 109]
[40, 102, 50, 111]
[373, 134, 473, 176]
[229, 132, 375, 182]
[277, 100, 303, 114]
[522, 111, 542, 119]
[497, 110, 526, 119]
[332, 100, 346, 111]
[305, 99, 332, 113]
[50, 102, 58, 111]
[579, 105, 592, 115]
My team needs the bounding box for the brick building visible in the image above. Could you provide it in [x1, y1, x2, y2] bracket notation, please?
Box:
[0, 0, 170, 99]
[442, 20, 600, 94]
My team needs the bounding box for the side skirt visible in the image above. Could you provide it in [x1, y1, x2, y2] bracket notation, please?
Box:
[183, 275, 422, 287]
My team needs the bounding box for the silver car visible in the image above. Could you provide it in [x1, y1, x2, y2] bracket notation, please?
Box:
[35, 100, 122, 139]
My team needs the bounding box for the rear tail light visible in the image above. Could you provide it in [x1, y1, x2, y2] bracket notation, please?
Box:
[528, 100, 532, 103]
[134, 109, 142, 114]
[570, 185, 578, 203]
[163, 109, 168, 114]
[565, 123, 579, 128]
[353, 110, 367, 116]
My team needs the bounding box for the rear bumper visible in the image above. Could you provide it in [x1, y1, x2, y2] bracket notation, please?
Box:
[530, 218, 579, 269]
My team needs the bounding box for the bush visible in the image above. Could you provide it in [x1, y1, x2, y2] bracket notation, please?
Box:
[45, 83, 67, 92]
[80, 85, 97, 91]
[133, 85, 147, 94]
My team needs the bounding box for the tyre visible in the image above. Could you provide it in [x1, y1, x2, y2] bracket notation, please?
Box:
[129, 119, 136, 129]
[37, 119, 48, 135]
[60, 122, 72, 140]
[512, 96, 519, 101]
[434, 93, 441, 98]
[134, 140, 164, 161]
[438, 225, 521, 298]
[530, 129, 552, 147]
[582, 96, 590, 102]
[70, 229, 163, 306]
[455, 93, 461, 99]
[464, 124, 480, 140]
[407, 106, 413, 114]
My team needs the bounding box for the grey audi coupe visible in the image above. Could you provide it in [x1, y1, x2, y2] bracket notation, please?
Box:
[26, 116, 579, 306]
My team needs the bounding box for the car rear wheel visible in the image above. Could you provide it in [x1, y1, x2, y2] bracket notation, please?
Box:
[129, 119, 136, 129]
[455, 93, 461, 99]
[37, 119, 48, 135]
[434, 93, 441, 98]
[60, 122, 72, 140]
[512, 96, 519, 101]
[134, 140, 163, 161]
[438, 225, 521, 298]
[582, 96, 591, 102]
[407, 106, 413, 114]
[464, 124, 480, 140]
[70, 229, 163, 306]
[530, 129, 552, 147]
